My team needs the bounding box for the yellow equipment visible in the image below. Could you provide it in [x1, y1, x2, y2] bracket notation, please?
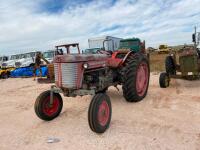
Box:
[0, 67, 15, 79]
[158, 45, 170, 54]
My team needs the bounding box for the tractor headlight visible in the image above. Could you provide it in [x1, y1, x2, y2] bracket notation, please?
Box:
[83, 63, 89, 69]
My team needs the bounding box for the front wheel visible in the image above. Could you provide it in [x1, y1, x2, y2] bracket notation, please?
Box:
[159, 72, 170, 88]
[88, 93, 112, 134]
[34, 90, 63, 121]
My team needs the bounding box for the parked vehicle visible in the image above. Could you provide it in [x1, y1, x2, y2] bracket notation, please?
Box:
[2, 54, 21, 68]
[0, 56, 9, 68]
[0, 67, 15, 79]
[83, 48, 102, 54]
[159, 27, 200, 88]
[42, 50, 56, 64]
[15, 52, 37, 68]
[158, 44, 171, 54]
[34, 38, 150, 134]
[119, 38, 146, 52]
[88, 36, 122, 51]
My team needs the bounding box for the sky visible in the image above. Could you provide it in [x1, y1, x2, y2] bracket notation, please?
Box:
[0, 0, 200, 55]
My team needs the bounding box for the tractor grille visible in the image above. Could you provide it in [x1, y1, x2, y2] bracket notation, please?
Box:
[54, 63, 79, 89]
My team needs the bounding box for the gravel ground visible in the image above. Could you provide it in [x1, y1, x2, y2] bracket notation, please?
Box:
[0, 74, 200, 150]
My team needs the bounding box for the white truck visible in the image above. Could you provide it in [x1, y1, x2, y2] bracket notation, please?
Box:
[88, 36, 122, 52]
[2, 54, 21, 68]
[15, 52, 37, 68]
[15, 50, 58, 68]
[0, 56, 9, 68]
[42, 50, 56, 64]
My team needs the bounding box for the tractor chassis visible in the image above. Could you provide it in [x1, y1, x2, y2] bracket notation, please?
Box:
[49, 85, 96, 104]
[169, 74, 200, 79]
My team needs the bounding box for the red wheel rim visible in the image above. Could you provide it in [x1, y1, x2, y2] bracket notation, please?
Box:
[98, 100, 110, 126]
[136, 62, 149, 96]
[43, 96, 60, 116]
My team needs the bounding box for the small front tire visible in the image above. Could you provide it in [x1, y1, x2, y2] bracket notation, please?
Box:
[34, 90, 63, 121]
[88, 93, 112, 134]
[159, 72, 170, 88]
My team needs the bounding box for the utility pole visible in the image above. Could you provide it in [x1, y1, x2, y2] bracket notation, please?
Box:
[194, 26, 197, 49]
[193, 26, 200, 50]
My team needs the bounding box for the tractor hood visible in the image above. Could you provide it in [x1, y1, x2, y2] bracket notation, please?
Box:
[54, 54, 109, 63]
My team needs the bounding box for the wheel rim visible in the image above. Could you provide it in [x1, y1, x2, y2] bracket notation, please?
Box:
[98, 100, 110, 126]
[136, 62, 149, 96]
[43, 96, 60, 116]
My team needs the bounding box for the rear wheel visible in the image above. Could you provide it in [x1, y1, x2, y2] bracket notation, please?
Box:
[88, 93, 112, 133]
[34, 90, 63, 121]
[159, 72, 170, 88]
[165, 56, 176, 75]
[122, 53, 150, 102]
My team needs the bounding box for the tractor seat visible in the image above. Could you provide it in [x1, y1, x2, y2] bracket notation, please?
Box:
[54, 54, 110, 63]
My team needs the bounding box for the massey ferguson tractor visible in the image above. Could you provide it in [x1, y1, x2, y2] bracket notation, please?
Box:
[160, 27, 200, 88]
[34, 38, 150, 133]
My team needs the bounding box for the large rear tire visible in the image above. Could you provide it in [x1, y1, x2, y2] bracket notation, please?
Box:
[88, 93, 112, 134]
[122, 53, 150, 102]
[165, 56, 176, 75]
[34, 90, 63, 121]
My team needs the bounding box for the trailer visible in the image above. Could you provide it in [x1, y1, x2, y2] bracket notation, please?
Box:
[88, 36, 122, 51]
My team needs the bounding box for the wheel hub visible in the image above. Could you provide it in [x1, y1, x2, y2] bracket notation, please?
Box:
[98, 100, 110, 126]
[136, 62, 148, 96]
[43, 96, 60, 116]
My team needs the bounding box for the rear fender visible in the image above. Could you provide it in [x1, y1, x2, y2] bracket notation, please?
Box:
[121, 51, 134, 65]
[107, 51, 126, 68]
[108, 51, 134, 68]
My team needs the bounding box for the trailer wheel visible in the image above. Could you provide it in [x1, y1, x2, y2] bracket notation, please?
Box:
[34, 90, 63, 121]
[165, 56, 176, 75]
[122, 53, 150, 102]
[88, 93, 112, 134]
[159, 72, 170, 88]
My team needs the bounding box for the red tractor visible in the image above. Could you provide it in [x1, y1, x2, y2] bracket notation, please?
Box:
[34, 38, 150, 133]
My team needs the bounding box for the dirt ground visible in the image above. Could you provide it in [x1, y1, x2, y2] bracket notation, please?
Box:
[1, 74, 200, 150]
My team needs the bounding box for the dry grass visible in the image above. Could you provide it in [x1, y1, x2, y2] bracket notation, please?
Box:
[149, 52, 168, 72]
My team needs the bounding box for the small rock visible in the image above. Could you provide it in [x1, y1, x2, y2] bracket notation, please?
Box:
[47, 137, 60, 143]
